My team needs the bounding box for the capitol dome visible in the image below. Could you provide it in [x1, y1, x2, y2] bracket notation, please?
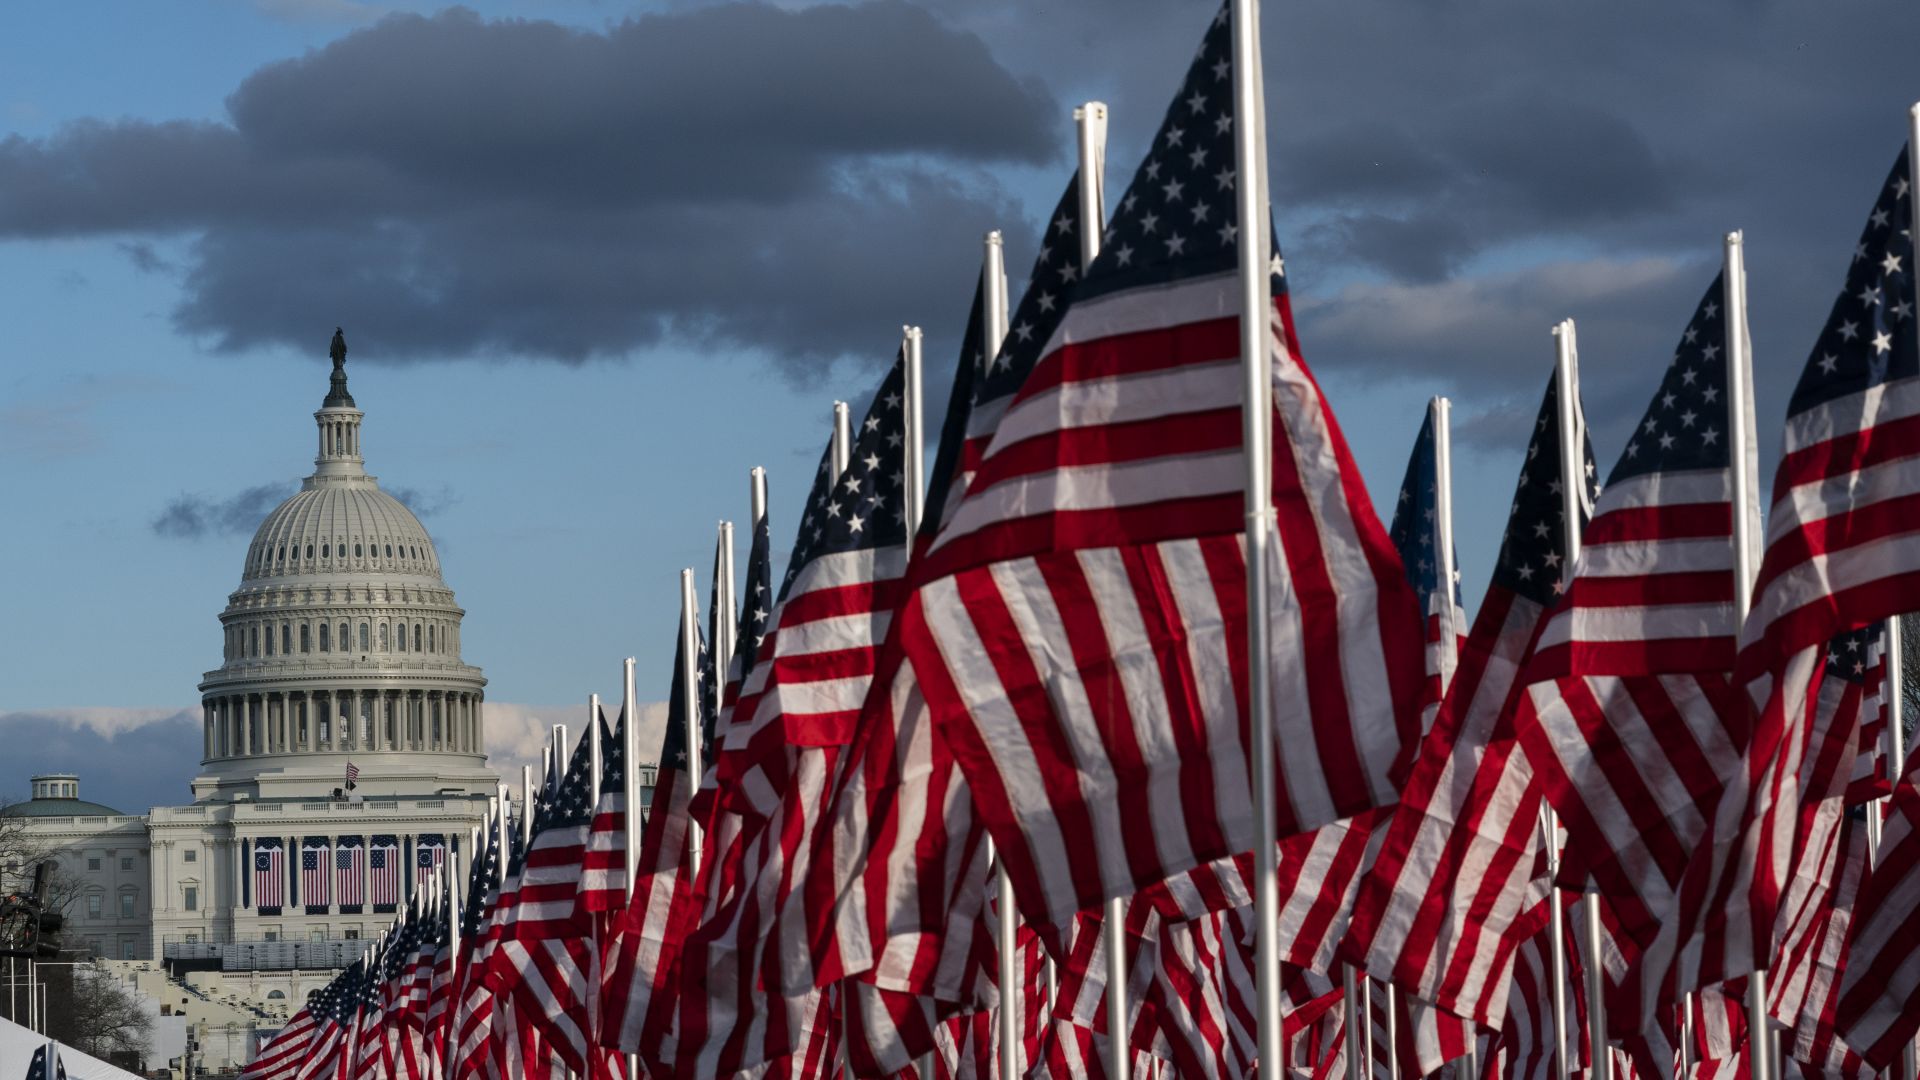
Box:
[194, 330, 492, 801]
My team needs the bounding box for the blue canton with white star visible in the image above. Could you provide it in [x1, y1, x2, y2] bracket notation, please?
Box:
[460, 823, 501, 940]
[1825, 621, 1885, 686]
[1075, 3, 1289, 307]
[1491, 370, 1598, 606]
[1389, 409, 1461, 604]
[532, 723, 596, 833]
[1611, 273, 1732, 485]
[972, 172, 1087, 413]
[781, 350, 909, 601]
[656, 620, 712, 774]
[1789, 149, 1918, 416]
[733, 514, 775, 680]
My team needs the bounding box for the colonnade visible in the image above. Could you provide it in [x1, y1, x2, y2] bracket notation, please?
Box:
[201, 689, 482, 760]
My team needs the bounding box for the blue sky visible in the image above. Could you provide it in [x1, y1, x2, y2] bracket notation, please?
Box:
[2, 0, 1917, 811]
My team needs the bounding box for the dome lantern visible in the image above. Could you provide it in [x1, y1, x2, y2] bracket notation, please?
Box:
[315, 328, 367, 481]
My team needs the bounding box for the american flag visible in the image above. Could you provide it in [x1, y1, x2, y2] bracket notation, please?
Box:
[797, 181, 1077, 1013]
[680, 351, 910, 1076]
[580, 705, 627, 909]
[369, 836, 400, 908]
[451, 814, 503, 1078]
[291, 965, 358, 1080]
[302, 838, 331, 910]
[23, 1042, 68, 1080]
[415, 834, 446, 895]
[604, 624, 708, 1067]
[336, 836, 366, 909]
[899, 0, 1426, 934]
[425, 886, 459, 1079]
[1144, 904, 1258, 1079]
[1837, 753, 1920, 1065]
[346, 762, 360, 786]
[239, 993, 321, 1080]
[1389, 401, 1466, 733]
[1770, 799, 1870, 1076]
[1652, 145, 1920, 1009]
[1838, 624, 1893, 804]
[1345, 369, 1594, 1028]
[254, 839, 285, 913]
[1515, 274, 1746, 956]
[351, 939, 390, 1080]
[497, 724, 598, 1071]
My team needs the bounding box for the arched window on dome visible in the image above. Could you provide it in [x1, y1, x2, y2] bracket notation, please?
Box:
[396, 623, 406, 653]
[358, 622, 369, 652]
[413, 623, 422, 652]
[386, 544, 394, 559]
[301, 624, 311, 653]
[319, 622, 330, 652]
[265, 625, 274, 656]
[250, 626, 259, 658]
[281, 623, 291, 655]
[277, 545, 285, 563]
[428, 625, 435, 653]
[355, 543, 363, 558]
[322, 543, 330, 559]
[306, 544, 314, 560]
[379, 623, 389, 652]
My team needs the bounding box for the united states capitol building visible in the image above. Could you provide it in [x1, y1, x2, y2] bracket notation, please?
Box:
[4, 334, 502, 967]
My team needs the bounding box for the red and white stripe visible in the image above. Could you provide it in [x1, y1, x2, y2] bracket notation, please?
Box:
[240, 1004, 316, 1080]
[1837, 752, 1920, 1066]
[908, 279, 1423, 931]
[1770, 799, 1868, 1076]
[1346, 587, 1553, 1028]
[255, 843, 285, 910]
[1673, 381, 1920, 1001]
[581, 709, 627, 910]
[602, 738, 698, 1064]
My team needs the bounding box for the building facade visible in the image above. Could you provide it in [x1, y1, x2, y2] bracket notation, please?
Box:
[4, 333, 499, 961]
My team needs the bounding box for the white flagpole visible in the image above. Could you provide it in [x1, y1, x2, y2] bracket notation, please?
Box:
[715, 522, 736, 720]
[1432, 396, 1461, 691]
[1072, 93, 1126, 1080]
[496, 786, 510, 889]
[679, 568, 704, 877]
[751, 467, 768, 532]
[589, 695, 602, 807]
[1888, 615, 1913, 1080]
[1720, 229, 1774, 1080]
[1548, 320, 1580, 1080]
[1384, 980, 1400, 1080]
[551, 724, 568, 789]
[832, 402, 853, 481]
[903, 326, 926, 535]
[1228, 0, 1286, 1074]
[974, 228, 1024, 1080]
[523, 763, 538, 846]
[622, 658, 640, 892]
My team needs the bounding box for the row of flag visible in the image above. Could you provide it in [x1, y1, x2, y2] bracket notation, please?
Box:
[240, 0, 1920, 1078]
[254, 835, 445, 913]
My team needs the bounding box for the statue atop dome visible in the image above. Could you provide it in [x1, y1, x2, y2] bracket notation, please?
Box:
[323, 326, 356, 408]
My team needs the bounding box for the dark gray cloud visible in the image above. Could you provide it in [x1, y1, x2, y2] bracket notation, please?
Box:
[0, 710, 203, 814]
[0, 2, 1055, 374]
[151, 482, 296, 539]
[386, 484, 457, 518]
[929, 0, 1919, 454]
[152, 478, 453, 538]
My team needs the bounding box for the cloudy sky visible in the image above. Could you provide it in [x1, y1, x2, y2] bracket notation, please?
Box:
[1, 0, 1916, 811]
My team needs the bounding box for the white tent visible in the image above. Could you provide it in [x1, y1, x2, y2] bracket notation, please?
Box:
[0, 1014, 145, 1080]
